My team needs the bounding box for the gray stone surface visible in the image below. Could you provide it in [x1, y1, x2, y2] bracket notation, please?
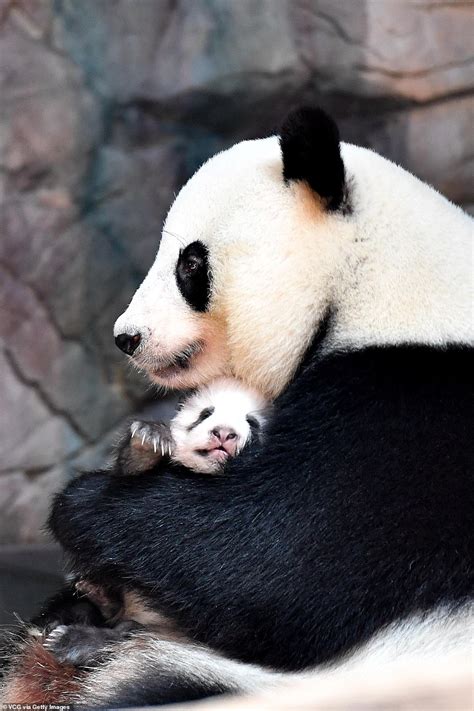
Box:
[0, 0, 473, 545]
[0, 544, 63, 624]
[0, 468, 64, 544]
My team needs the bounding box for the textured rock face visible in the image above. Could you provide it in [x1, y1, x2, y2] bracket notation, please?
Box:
[0, 0, 472, 543]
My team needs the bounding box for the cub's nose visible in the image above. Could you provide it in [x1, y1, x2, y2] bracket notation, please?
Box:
[211, 427, 237, 443]
[115, 332, 141, 356]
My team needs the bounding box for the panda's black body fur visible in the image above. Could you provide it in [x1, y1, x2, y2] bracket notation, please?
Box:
[50, 340, 473, 684]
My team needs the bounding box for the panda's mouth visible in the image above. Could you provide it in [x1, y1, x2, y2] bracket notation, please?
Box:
[196, 439, 238, 460]
[196, 446, 230, 466]
[151, 340, 204, 379]
[197, 445, 228, 456]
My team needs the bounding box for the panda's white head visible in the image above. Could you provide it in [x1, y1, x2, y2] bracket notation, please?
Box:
[114, 108, 472, 399]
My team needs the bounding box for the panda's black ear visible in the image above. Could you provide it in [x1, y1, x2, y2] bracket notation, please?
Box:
[279, 107, 345, 211]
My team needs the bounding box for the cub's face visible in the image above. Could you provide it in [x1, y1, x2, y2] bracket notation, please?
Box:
[114, 110, 350, 398]
[170, 377, 267, 474]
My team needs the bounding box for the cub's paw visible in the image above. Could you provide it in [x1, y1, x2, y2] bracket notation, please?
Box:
[130, 420, 174, 456]
[43, 623, 118, 667]
[43, 623, 93, 666]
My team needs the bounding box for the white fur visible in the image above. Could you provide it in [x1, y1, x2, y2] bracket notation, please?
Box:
[77, 604, 473, 706]
[115, 137, 473, 399]
[171, 377, 267, 474]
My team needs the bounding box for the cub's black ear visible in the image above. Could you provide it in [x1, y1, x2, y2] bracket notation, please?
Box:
[280, 107, 345, 211]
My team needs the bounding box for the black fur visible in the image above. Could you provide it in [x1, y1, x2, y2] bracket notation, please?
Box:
[31, 584, 112, 634]
[98, 670, 227, 707]
[49, 342, 473, 692]
[280, 107, 345, 211]
[176, 241, 212, 312]
[245, 414, 260, 433]
[188, 406, 215, 431]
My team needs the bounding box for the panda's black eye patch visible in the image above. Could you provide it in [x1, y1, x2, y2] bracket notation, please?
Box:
[176, 241, 211, 312]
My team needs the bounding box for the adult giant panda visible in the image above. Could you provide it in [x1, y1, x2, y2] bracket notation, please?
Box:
[3, 108, 473, 706]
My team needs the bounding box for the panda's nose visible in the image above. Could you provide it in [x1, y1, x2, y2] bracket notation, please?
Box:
[115, 332, 141, 356]
[211, 427, 237, 443]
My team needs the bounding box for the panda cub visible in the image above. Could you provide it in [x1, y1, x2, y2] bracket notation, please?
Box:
[117, 376, 268, 476]
[41, 378, 267, 667]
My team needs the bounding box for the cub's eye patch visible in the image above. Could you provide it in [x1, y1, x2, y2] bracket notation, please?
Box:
[246, 415, 261, 432]
[176, 241, 211, 312]
[187, 405, 215, 432]
[199, 407, 214, 420]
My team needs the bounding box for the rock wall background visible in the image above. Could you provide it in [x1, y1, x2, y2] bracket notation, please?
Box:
[0, 0, 473, 543]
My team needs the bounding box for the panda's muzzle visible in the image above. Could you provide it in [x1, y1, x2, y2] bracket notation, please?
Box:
[115, 331, 205, 380]
[174, 346, 197, 369]
[140, 340, 204, 380]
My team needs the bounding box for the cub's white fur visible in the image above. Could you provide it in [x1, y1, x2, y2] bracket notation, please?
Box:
[115, 138, 473, 399]
[171, 377, 267, 474]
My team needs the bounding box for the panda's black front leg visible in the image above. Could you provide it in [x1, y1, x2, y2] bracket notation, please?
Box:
[114, 420, 174, 475]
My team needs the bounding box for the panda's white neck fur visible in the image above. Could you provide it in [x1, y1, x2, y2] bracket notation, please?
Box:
[331, 143, 472, 350]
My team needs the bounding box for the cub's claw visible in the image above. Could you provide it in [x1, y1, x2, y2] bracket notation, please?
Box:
[130, 421, 174, 457]
[113, 420, 174, 475]
[43, 624, 69, 651]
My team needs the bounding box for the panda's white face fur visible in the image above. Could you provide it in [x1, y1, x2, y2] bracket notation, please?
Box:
[170, 377, 267, 474]
[114, 110, 473, 399]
